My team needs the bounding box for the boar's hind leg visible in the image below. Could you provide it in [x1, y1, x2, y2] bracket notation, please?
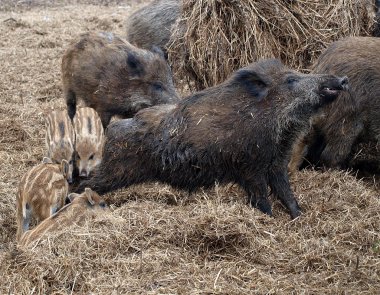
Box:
[268, 169, 301, 219]
[240, 177, 272, 217]
[65, 89, 77, 120]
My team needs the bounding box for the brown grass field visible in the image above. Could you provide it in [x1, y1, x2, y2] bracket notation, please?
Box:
[0, 1, 379, 294]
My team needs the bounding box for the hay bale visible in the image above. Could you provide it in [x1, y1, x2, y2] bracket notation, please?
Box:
[168, 0, 376, 90]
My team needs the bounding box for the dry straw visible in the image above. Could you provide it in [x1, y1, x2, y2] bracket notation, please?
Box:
[0, 2, 379, 294]
[168, 0, 376, 90]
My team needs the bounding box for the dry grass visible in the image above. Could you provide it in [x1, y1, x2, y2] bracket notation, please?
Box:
[168, 0, 376, 90]
[0, 1, 379, 294]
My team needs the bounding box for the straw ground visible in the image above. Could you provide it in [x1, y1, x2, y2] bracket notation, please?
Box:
[0, 1, 379, 294]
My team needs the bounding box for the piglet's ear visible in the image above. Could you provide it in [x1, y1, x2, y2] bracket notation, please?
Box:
[67, 193, 79, 203]
[60, 159, 69, 178]
[42, 157, 53, 164]
[85, 187, 95, 206]
[234, 69, 269, 101]
[127, 52, 144, 77]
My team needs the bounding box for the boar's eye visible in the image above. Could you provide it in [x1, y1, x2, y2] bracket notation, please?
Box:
[286, 76, 299, 85]
[69, 159, 74, 165]
[152, 82, 164, 91]
[89, 154, 94, 160]
[99, 202, 106, 208]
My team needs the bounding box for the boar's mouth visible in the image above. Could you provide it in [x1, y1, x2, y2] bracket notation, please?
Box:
[317, 76, 349, 103]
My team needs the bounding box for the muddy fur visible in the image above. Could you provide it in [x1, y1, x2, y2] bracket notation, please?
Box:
[78, 59, 348, 219]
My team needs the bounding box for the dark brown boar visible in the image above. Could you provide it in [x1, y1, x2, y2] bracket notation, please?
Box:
[126, 0, 181, 55]
[62, 32, 179, 128]
[289, 37, 380, 173]
[77, 59, 348, 219]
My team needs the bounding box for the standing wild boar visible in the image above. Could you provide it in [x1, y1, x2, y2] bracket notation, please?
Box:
[73, 107, 104, 178]
[16, 157, 69, 240]
[126, 0, 182, 55]
[62, 32, 179, 128]
[77, 59, 348, 219]
[45, 110, 75, 183]
[19, 188, 106, 248]
[289, 37, 380, 173]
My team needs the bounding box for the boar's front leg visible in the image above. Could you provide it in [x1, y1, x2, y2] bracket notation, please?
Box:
[99, 111, 113, 129]
[240, 175, 272, 217]
[268, 167, 301, 219]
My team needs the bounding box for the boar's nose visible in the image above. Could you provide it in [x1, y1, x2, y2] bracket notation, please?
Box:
[68, 176, 73, 184]
[339, 76, 349, 91]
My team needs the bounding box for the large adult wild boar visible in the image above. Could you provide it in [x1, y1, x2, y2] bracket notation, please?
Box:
[289, 37, 380, 173]
[78, 59, 348, 219]
[62, 32, 179, 128]
[126, 0, 182, 55]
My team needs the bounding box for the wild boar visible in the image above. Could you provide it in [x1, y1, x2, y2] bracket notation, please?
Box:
[126, 0, 182, 56]
[61, 31, 179, 128]
[45, 110, 75, 183]
[73, 107, 104, 178]
[18, 188, 106, 247]
[16, 157, 69, 240]
[77, 59, 348, 219]
[289, 37, 380, 173]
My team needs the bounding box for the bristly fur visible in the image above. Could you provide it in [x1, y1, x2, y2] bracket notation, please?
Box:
[62, 31, 179, 128]
[78, 59, 348, 219]
[290, 36, 380, 173]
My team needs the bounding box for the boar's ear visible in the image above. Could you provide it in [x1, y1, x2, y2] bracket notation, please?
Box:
[127, 52, 144, 77]
[234, 69, 269, 100]
[60, 159, 69, 177]
[85, 187, 95, 206]
[67, 193, 79, 203]
[42, 157, 53, 164]
[151, 45, 167, 60]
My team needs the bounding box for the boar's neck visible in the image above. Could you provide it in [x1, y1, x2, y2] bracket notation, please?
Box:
[275, 106, 315, 160]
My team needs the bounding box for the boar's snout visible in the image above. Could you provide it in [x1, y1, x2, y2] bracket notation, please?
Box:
[80, 170, 89, 178]
[318, 76, 349, 103]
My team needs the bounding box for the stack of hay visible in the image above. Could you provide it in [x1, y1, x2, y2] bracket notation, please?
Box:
[168, 0, 375, 90]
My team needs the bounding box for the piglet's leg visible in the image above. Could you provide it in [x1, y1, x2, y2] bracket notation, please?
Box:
[240, 176, 272, 217]
[268, 168, 301, 219]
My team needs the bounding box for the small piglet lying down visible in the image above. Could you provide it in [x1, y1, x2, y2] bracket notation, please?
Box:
[19, 188, 106, 248]
[78, 59, 348, 219]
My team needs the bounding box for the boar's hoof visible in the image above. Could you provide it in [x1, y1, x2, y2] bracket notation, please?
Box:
[251, 198, 273, 217]
[289, 204, 301, 220]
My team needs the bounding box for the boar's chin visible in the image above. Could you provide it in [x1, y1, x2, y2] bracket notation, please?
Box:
[317, 87, 341, 104]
